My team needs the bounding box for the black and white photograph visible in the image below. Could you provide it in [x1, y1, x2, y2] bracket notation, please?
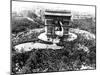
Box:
[11, 0, 96, 75]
